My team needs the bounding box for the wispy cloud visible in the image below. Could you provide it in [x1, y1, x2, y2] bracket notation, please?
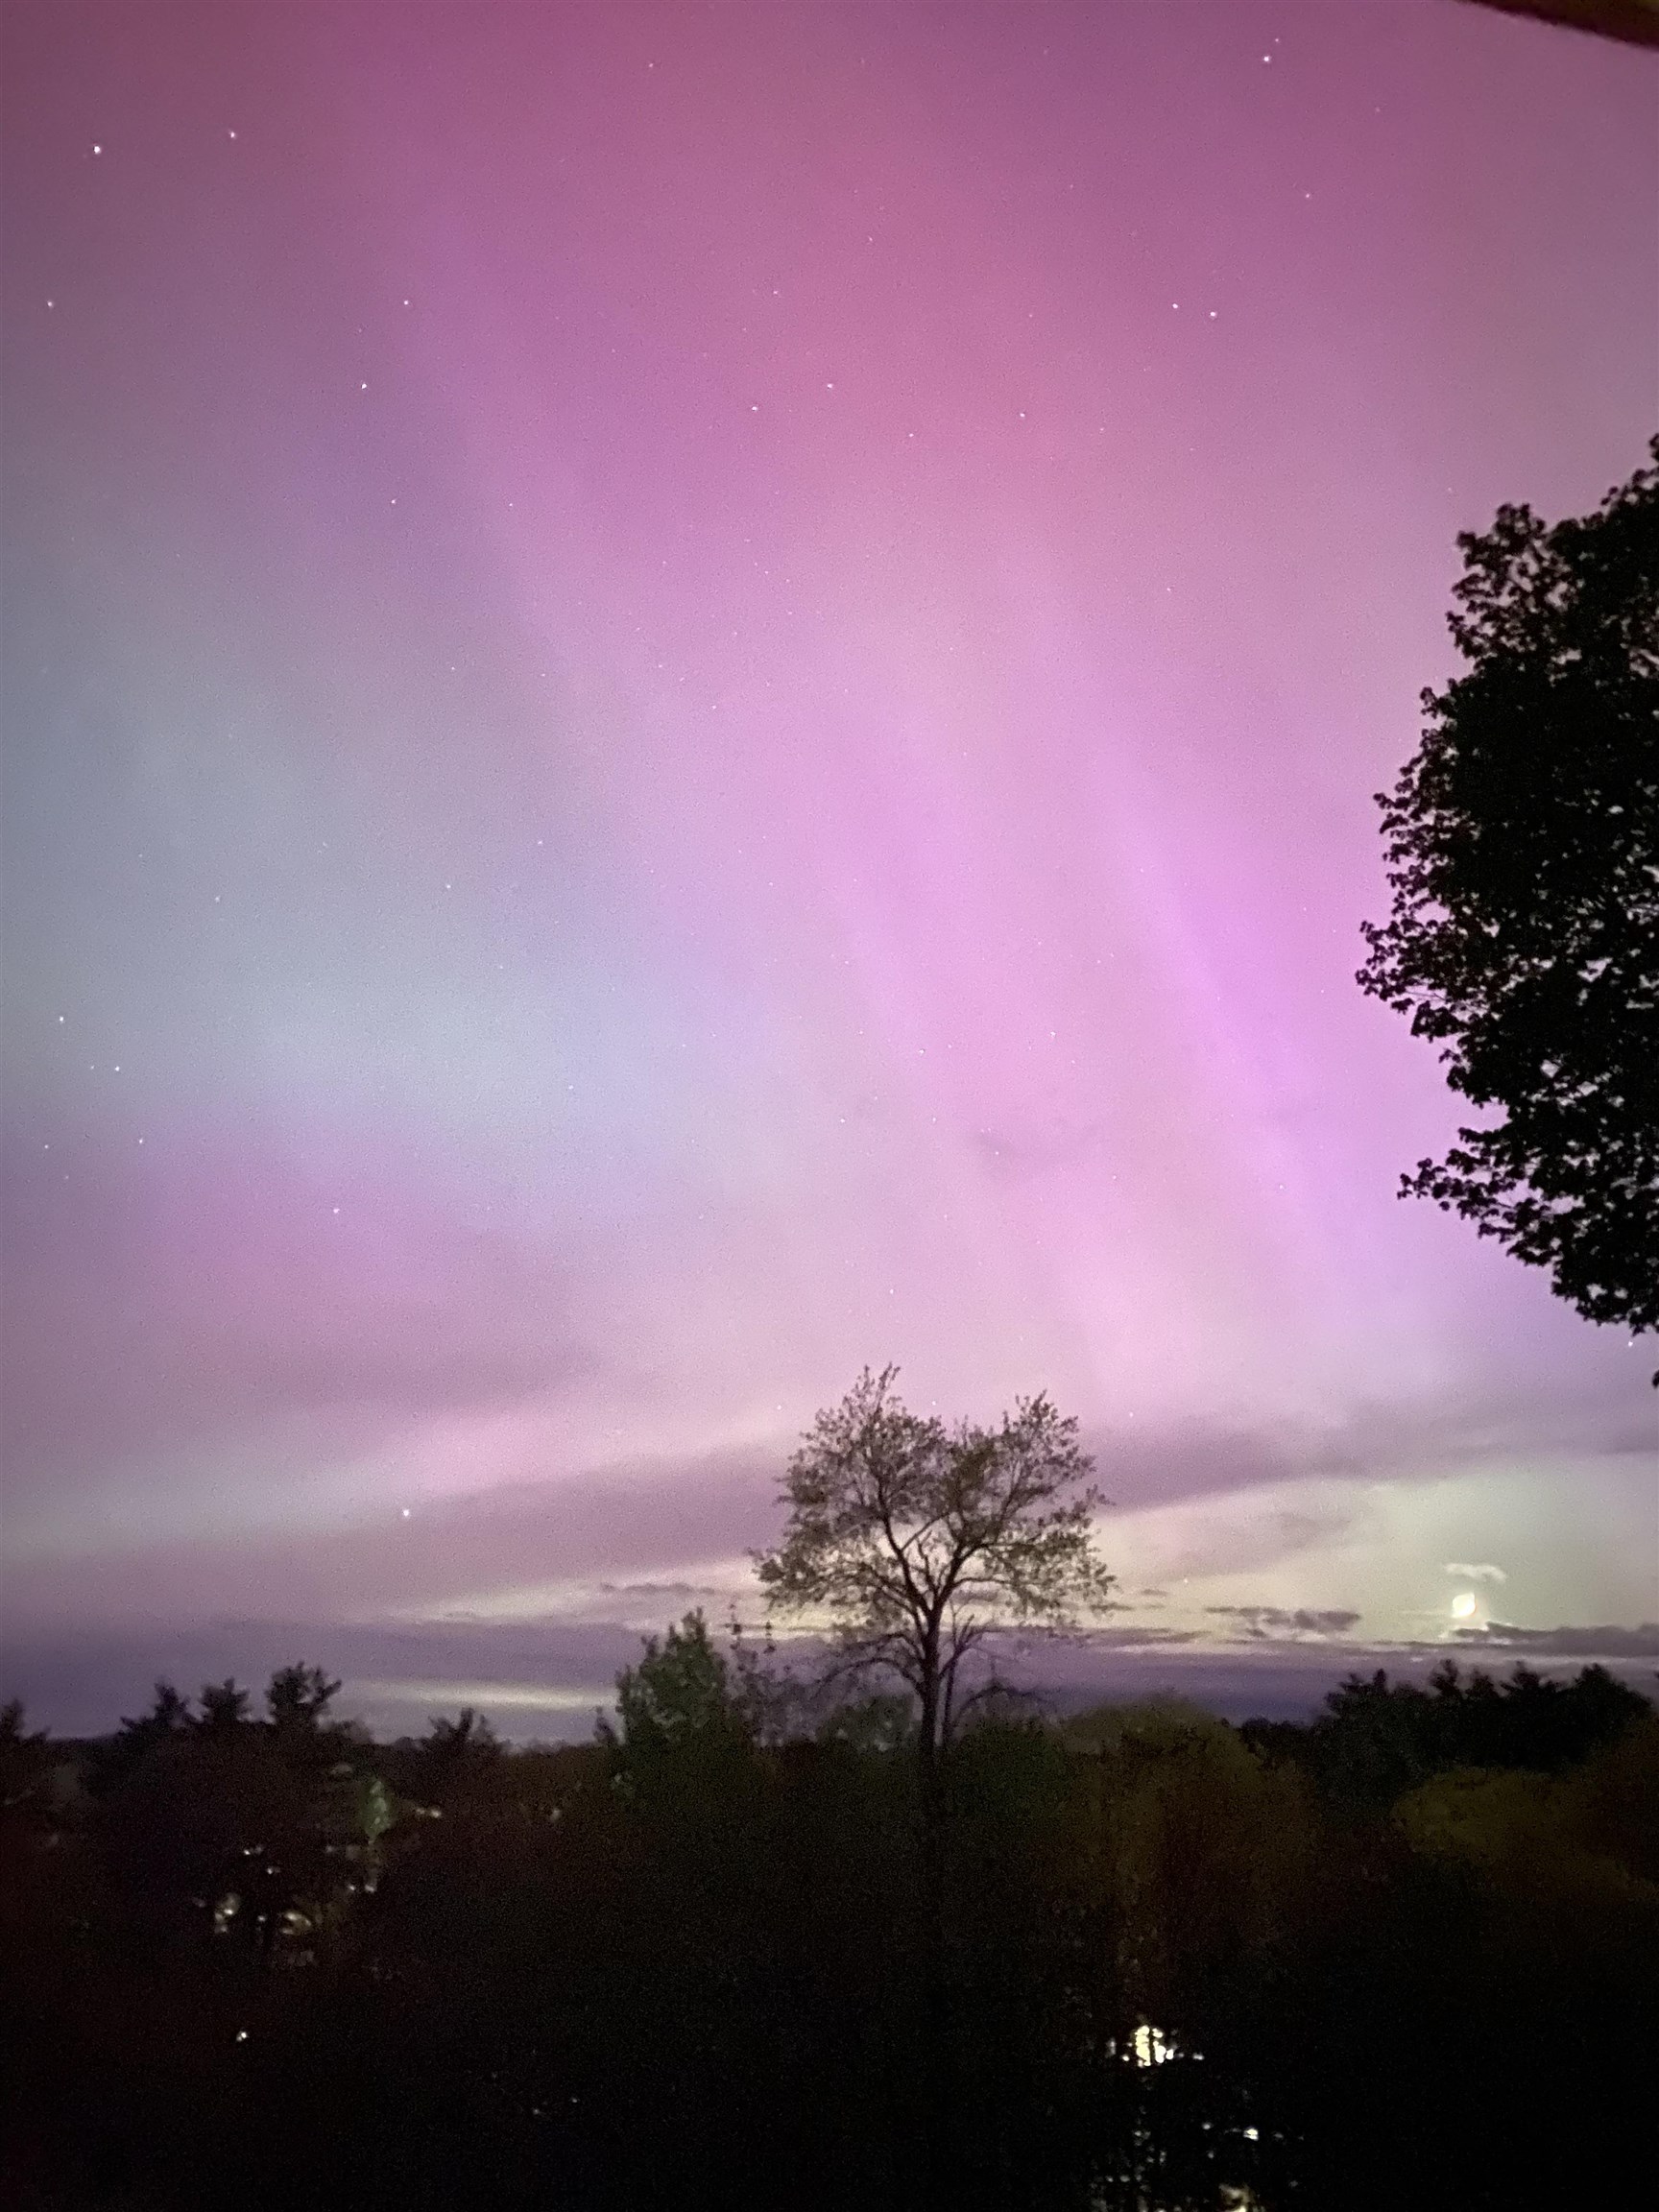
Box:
[1206, 1605, 1362, 1643]
[1445, 1562, 1507, 1584]
[1451, 1621, 1659, 1659]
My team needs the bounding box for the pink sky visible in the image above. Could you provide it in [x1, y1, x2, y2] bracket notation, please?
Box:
[3, 2, 1654, 1731]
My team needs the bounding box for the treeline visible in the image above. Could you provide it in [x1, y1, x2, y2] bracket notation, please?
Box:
[3, 1639, 1654, 2211]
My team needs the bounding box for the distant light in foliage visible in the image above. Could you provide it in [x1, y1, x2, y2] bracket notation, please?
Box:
[1132, 2023, 1176, 2067]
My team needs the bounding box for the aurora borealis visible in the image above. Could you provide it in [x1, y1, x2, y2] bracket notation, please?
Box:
[3, 2, 1655, 1734]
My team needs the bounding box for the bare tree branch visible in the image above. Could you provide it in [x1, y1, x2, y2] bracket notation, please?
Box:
[753, 1369, 1114, 1776]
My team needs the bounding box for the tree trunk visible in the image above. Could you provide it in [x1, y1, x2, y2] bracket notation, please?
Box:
[915, 1630, 950, 2210]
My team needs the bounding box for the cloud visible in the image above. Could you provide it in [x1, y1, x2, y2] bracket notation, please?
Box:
[1450, 1621, 1659, 1659]
[1206, 1605, 1362, 1643]
[1075, 1626, 1206, 1649]
[590, 1580, 731, 1604]
[0, 1442, 782, 1634]
[0, 1131, 594, 1483]
[1445, 1562, 1507, 1584]
[1082, 1377, 1657, 1516]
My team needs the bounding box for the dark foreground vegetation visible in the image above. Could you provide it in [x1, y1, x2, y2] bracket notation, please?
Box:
[3, 1644, 1654, 2212]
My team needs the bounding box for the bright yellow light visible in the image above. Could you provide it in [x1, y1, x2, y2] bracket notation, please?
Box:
[1451, 1592, 1478, 1620]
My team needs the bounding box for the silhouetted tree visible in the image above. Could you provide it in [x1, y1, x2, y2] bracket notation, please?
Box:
[0, 1699, 53, 1819]
[405, 1707, 505, 1819]
[266, 1663, 342, 1734]
[196, 1678, 252, 1734]
[1459, 0, 1659, 52]
[612, 1609, 755, 1763]
[137, 1679, 193, 1734]
[755, 1369, 1114, 1791]
[1246, 1661, 1653, 1812]
[420, 1705, 500, 1760]
[755, 1370, 1113, 2209]
[1358, 439, 1659, 1368]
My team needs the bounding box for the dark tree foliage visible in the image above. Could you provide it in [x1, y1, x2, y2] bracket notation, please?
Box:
[1241, 1658, 1652, 1812]
[4, 1653, 1655, 2212]
[1358, 440, 1659, 1361]
[197, 1677, 254, 1734]
[0, 1697, 53, 1819]
[1459, 0, 1659, 52]
[613, 1608, 754, 1760]
[266, 1663, 342, 1733]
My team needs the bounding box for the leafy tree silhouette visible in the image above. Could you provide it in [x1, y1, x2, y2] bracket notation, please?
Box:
[266, 1663, 342, 1733]
[195, 1678, 252, 1735]
[612, 1609, 754, 1761]
[755, 1367, 1114, 1796]
[1358, 438, 1659, 1371]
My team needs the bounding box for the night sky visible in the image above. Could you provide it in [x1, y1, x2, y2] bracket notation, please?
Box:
[4, 1, 1655, 1737]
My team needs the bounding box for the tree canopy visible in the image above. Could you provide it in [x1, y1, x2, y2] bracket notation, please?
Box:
[754, 1368, 1114, 1771]
[612, 1608, 755, 1764]
[266, 1662, 342, 1733]
[1358, 439, 1658, 1361]
[5, 1646, 1655, 2210]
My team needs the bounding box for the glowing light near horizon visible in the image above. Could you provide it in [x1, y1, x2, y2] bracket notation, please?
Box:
[1451, 1592, 1479, 1621]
